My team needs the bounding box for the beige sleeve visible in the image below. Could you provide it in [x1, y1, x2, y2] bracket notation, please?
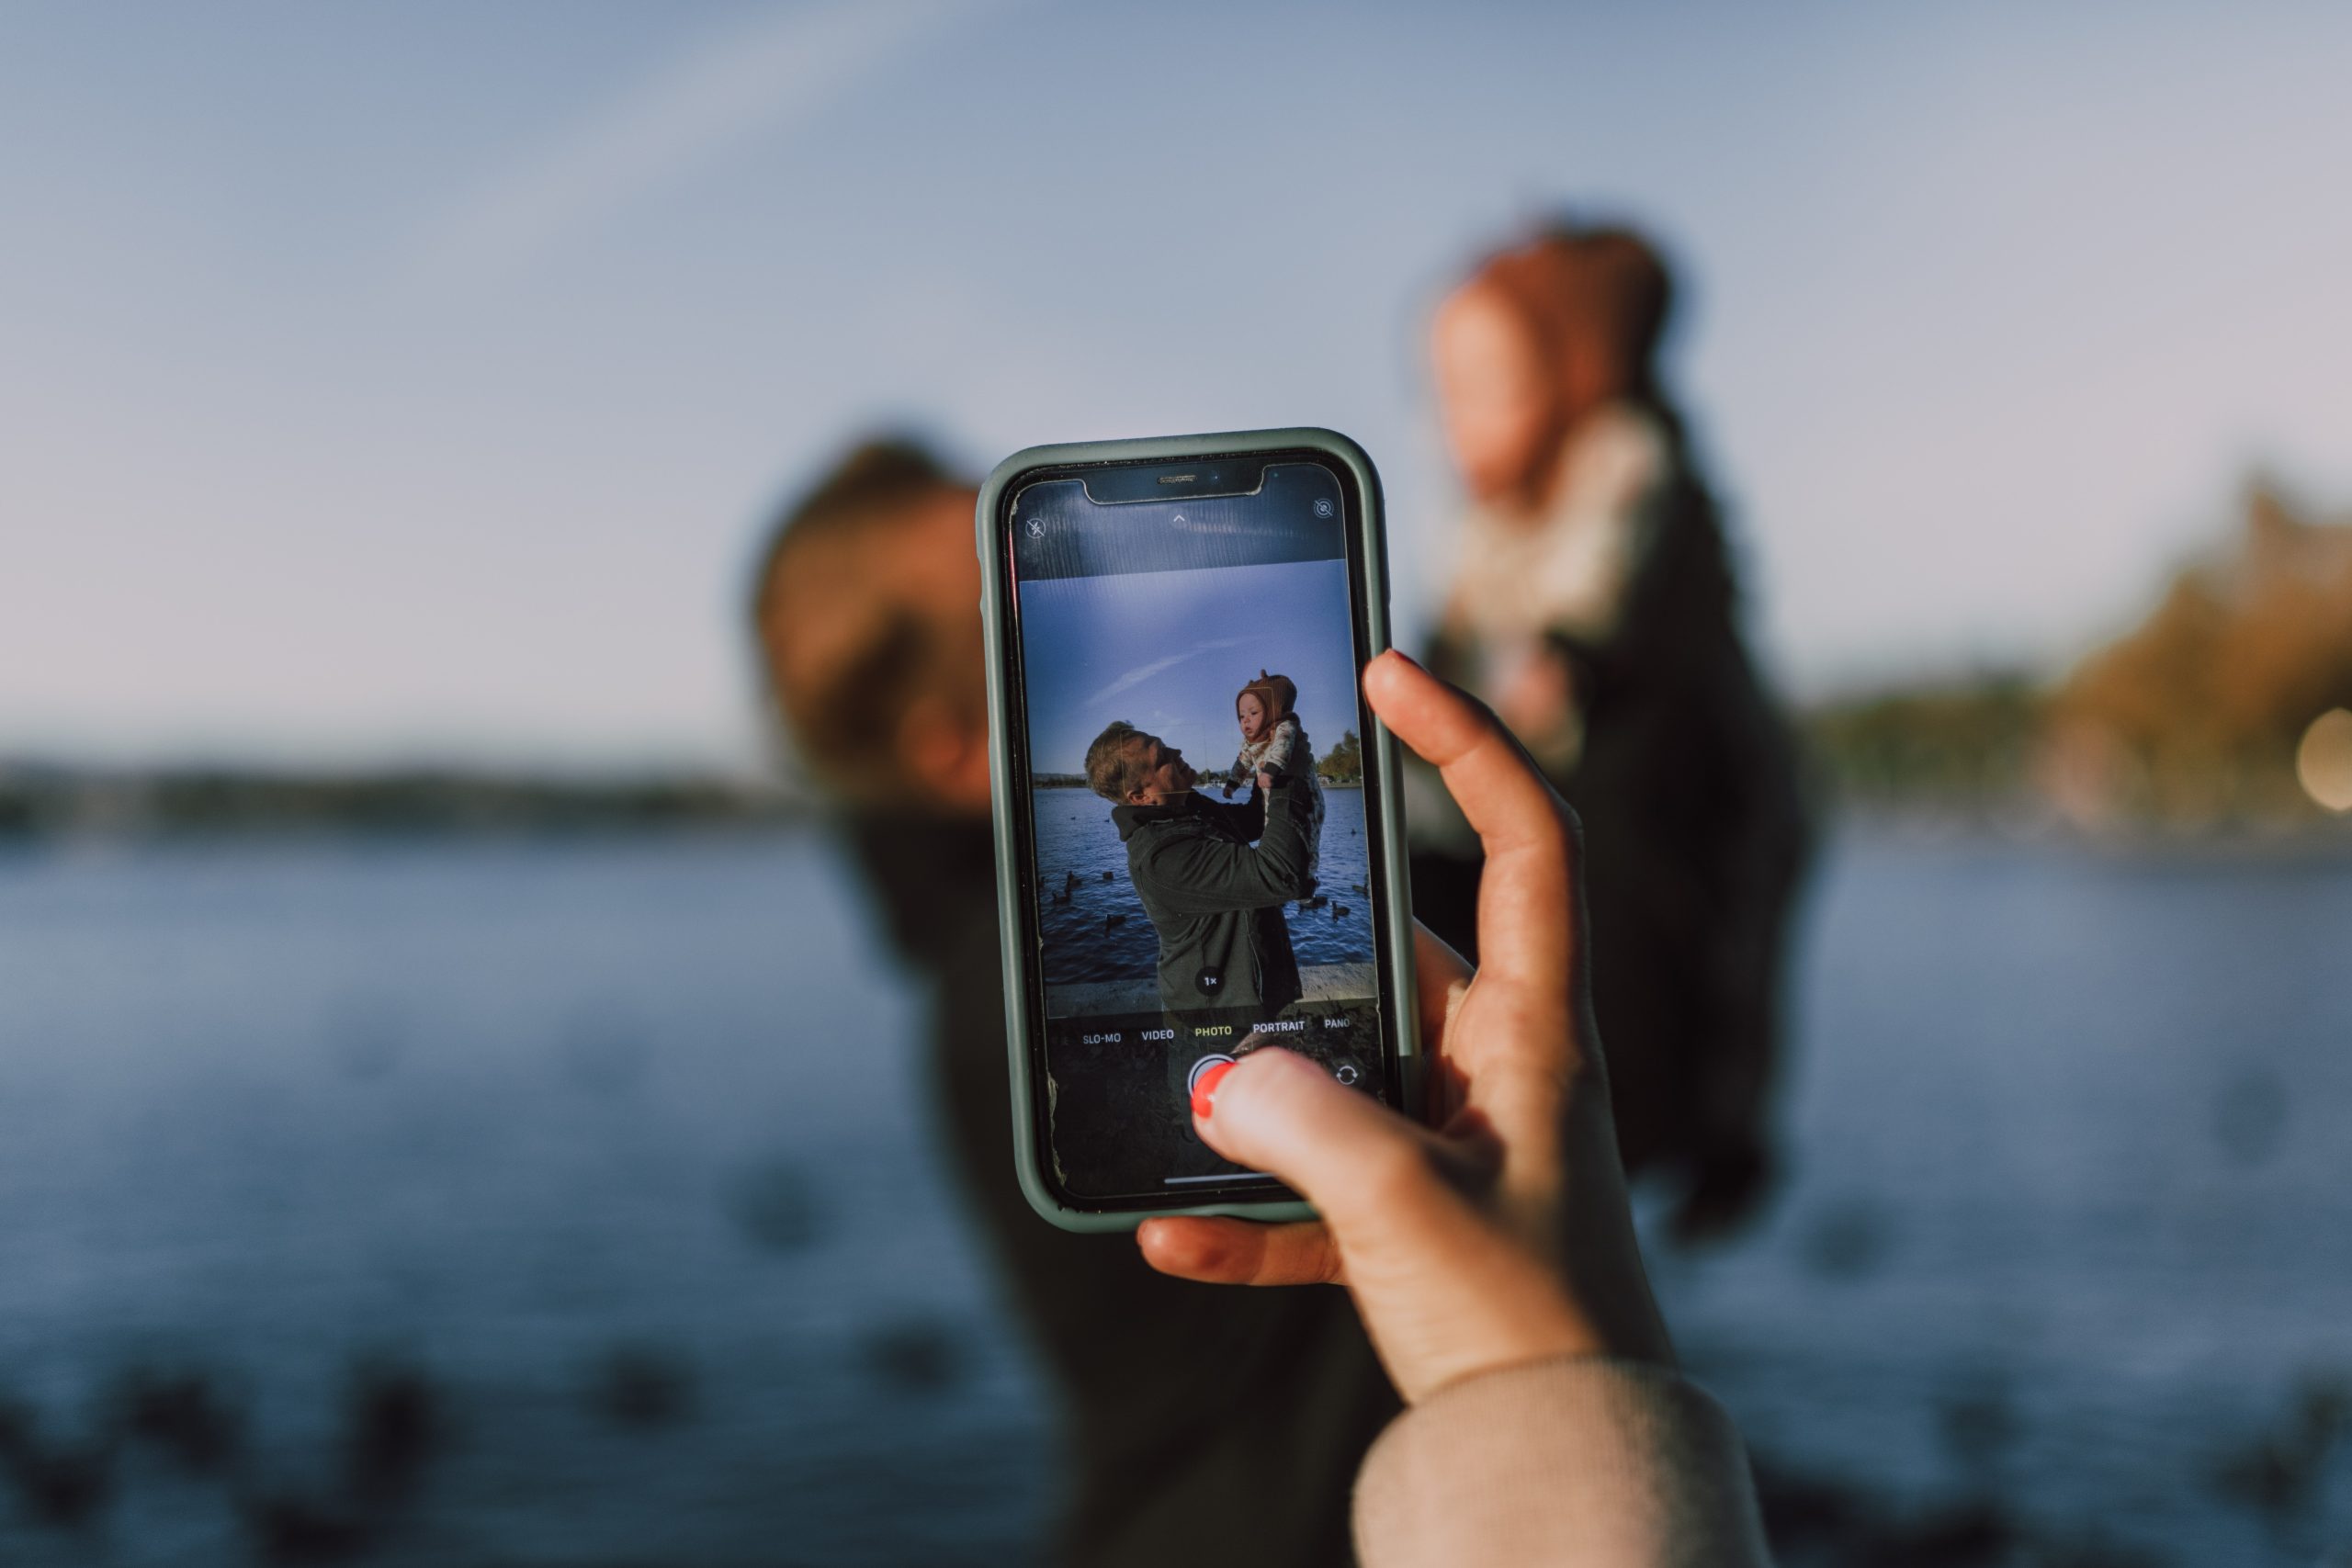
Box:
[1261, 717, 1301, 773]
[1353, 1357, 1771, 1568]
[1528, 411, 1668, 647]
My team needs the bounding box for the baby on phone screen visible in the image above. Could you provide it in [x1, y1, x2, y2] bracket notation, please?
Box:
[1229, 671, 1324, 897]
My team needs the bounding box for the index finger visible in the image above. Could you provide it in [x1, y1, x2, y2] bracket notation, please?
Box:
[1363, 652, 1577, 1002]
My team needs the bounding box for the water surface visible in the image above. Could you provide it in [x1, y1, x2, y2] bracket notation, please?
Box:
[1, 829, 2346, 1564]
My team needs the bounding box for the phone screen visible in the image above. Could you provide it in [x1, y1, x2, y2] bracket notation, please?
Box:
[999, 454, 1397, 1206]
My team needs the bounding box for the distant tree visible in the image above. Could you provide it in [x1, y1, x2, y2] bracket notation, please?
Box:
[2049, 485, 2352, 824]
[1804, 676, 2044, 809]
[1317, 729, 1363, 784]
[1804, 484, 2352, 829]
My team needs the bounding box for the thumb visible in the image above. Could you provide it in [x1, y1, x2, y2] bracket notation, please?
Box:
[1196, 1049, 1431, 1235]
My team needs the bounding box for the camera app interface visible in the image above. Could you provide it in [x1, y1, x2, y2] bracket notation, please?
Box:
[1010, 461, 1387, 1201]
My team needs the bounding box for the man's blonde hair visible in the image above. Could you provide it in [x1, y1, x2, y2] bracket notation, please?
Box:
[1084, 722, 1152, 803]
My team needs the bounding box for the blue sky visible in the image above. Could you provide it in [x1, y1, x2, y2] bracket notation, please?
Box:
[3, 2, 2348, 768]
[1018, 560, 1360, 777]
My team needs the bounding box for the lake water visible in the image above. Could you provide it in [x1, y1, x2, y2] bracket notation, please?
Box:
[1029, 786, 1375, 984]
[0, 829, 2347, 1564]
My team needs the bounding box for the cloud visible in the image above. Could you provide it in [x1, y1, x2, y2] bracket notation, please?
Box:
[1084, 637, 1251, 709]
[408, 0, 988, 288]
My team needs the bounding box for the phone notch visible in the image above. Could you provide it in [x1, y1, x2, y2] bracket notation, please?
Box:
[1081, 458, 1268, 505]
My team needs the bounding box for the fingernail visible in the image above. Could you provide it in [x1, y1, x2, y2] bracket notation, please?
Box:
[1191, 1059, 1237, 1120]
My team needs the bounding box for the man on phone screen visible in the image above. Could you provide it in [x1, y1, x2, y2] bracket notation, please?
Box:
[1083, 720, 1311, 1016]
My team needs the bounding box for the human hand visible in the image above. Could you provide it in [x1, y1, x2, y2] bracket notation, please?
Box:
[1257, 770, 1274, 792]
[1138, 650, 1670, 1404]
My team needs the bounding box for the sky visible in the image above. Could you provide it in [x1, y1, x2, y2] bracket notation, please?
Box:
[1017, 559, 1360, 776]
[3, 2, 2349, 770]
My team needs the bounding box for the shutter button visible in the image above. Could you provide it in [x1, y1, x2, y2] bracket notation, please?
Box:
[1187, 1055, 1237, 1118]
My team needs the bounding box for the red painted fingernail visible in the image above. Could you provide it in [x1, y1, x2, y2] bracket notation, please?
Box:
[1191, 1059, 1237, 1120]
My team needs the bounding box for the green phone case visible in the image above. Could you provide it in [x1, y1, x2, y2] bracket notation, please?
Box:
[977, 428, 1422, 1232]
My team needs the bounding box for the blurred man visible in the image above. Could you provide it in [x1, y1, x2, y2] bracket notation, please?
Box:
[750, 438, 1396, 1568]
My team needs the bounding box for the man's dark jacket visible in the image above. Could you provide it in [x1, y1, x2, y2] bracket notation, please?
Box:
[1111, 777, 1313, 1014]
[846, 813, 1396, 1568]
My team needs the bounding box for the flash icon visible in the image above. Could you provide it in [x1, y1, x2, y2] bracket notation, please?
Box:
[1026, 518, 1045, 539]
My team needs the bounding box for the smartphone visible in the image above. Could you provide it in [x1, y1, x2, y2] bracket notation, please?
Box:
[978, 429, 1419, 1230]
